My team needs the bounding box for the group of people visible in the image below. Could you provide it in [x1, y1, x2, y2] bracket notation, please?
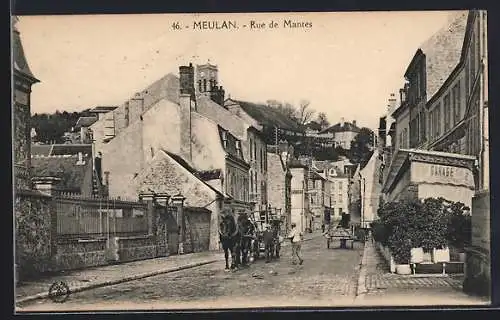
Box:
[262, 222, 304, 265]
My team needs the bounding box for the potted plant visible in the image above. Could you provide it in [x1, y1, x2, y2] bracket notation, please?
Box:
[447, 203, 471, 263]
[389, 230, 412, 275]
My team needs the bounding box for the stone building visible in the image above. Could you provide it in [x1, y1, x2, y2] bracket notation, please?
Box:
[192, 63, 269, 215]
[319, 118, 361, 149]
[89, 64, 251, 250]
[288, 161, 310, 233]
[313, 160, 351, 222]
[307, 170, 329, 231]
[224, 98, 303, 220]
[379, 10, 489, 296]
[12, 16, 40, 190]
[266, 151, 292, 228]
[359, 149, 383, 228]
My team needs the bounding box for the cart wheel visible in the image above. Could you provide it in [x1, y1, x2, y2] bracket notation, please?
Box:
[48, 281, 70, 303]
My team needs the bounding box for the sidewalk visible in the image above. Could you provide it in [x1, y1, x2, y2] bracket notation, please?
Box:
[355, 240, 490, 306]
[16, 232, 321, 306]
[15, 250, 223, 306]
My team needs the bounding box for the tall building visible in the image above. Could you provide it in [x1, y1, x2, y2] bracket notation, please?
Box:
[12, 16, 40, 190]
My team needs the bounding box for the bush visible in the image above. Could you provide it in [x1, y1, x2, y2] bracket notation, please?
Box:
[374, 197, 470, 264]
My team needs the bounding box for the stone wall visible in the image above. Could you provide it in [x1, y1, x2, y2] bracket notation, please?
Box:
[54, 238, 108, 271]
[463, 191, 491, 297]
[15, 190, 55, 280]
[183, 207, 211, 253]
[116, 235, 157, 262]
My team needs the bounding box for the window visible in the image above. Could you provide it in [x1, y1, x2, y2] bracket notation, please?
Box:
[420, 111, 426, 142]
[470, 34, 476, 91]
[453, 81, 461, 125]
[198, 80, 202, 92]
[338, 208, 342, 216]
[338, 195, 342, 203]
[250, 170, 254, 193]
[203, 79, 207, 92]
[249, 138, 253, 160]
[260, 149, 264, 172]
[433, 103, 441, 138]
[338, 181, 343, 191]
[444, 93, 451, 132]
[124, 102, 130, 126]
[253, 140, 257, 160]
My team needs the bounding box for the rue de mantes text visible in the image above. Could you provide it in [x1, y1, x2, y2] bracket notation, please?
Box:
[171, 19, 313, 31]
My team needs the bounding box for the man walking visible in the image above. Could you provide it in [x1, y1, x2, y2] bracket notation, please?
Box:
[263, 224, 274, 263]
[287, 222, 303, 265]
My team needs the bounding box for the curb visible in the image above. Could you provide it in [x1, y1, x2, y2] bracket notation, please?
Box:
[16, 259, 219, 306]
[355, 241, 370, 298]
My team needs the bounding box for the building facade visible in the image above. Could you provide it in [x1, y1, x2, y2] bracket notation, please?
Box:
[289, 162, 310, 233]
[319, 118, 361, 149]
[266, 151, 292, 228]
[12, 17, 40, 190]
[88, 63, 252, 250]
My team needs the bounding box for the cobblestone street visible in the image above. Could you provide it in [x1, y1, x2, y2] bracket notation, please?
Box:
[18, 234, 364, 310]
[353, 240, 490, 306]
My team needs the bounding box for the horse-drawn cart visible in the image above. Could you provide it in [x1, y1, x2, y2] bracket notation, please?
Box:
[325, 225, 355, 249]
[251, 217, 283, 261]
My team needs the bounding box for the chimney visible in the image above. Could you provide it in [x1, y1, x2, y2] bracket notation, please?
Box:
[388, 93, 397, 113]
[179, 64, 194, 162]
[179, 63, 195, 98]
[340, 117, 345, 127]
[352, 120, 357, 127]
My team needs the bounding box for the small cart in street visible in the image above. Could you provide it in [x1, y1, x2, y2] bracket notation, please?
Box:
[325, 226, 355, 249]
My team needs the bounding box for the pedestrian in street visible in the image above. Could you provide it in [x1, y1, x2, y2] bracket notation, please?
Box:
[263, 224, 274, 263]
[321, 224, 325, 233]
[287, 223, 303, 265]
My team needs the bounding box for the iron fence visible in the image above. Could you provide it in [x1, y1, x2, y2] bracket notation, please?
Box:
[55, 194, 149, 239]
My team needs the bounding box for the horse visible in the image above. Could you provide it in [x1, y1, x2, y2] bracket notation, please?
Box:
[238, 216, 256, 266]
[219, 214, 241, 270]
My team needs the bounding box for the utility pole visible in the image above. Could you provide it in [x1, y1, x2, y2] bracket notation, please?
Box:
[275, 126, 279, 155]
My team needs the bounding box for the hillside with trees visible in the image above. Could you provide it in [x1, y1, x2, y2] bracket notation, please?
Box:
[265, 99, 374, 167]
[31, 109, 93, 144]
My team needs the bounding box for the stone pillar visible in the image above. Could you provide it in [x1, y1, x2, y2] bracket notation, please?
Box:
[153, 193, 170, 257]
[32, 177, 62, 196]
[139, 191, 155, 235]
[171, 194, 186, 254]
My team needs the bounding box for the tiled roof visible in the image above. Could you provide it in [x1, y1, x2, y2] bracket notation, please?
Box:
[50, 144, 92, 156]
[312, 160, 332, 172]
[228, 99, 303, 132]
[305, 121, 322, 131]
[198, 169, 222, 181]
[417, 11, 468, 101]
[320, 121, 360, 134]
[75, 116, 98, 129]
[218, 126, 245, 161]
[310, 171, 326, 181]
[163, 150, 224, 196]
[90, 106, 118, 113]
[12, 18, 38, 81]
[31, 155, 91, 192]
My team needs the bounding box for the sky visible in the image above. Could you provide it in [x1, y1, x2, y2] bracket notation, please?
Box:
[16, 11, 458, 130]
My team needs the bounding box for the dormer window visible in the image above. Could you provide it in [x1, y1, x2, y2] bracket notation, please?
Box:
[329, 168, 337, 177]
[222, 130, 228, 148]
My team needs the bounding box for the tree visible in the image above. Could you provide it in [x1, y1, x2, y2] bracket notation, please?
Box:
[316, 112, 330, 130]
[266, 99, 315, 126]
[296, 100, 315, 125]
[349, 127, 374, 168]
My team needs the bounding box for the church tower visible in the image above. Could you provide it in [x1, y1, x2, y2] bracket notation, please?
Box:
[195, 62, 218, 96]
[195, 61, 225, 105]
